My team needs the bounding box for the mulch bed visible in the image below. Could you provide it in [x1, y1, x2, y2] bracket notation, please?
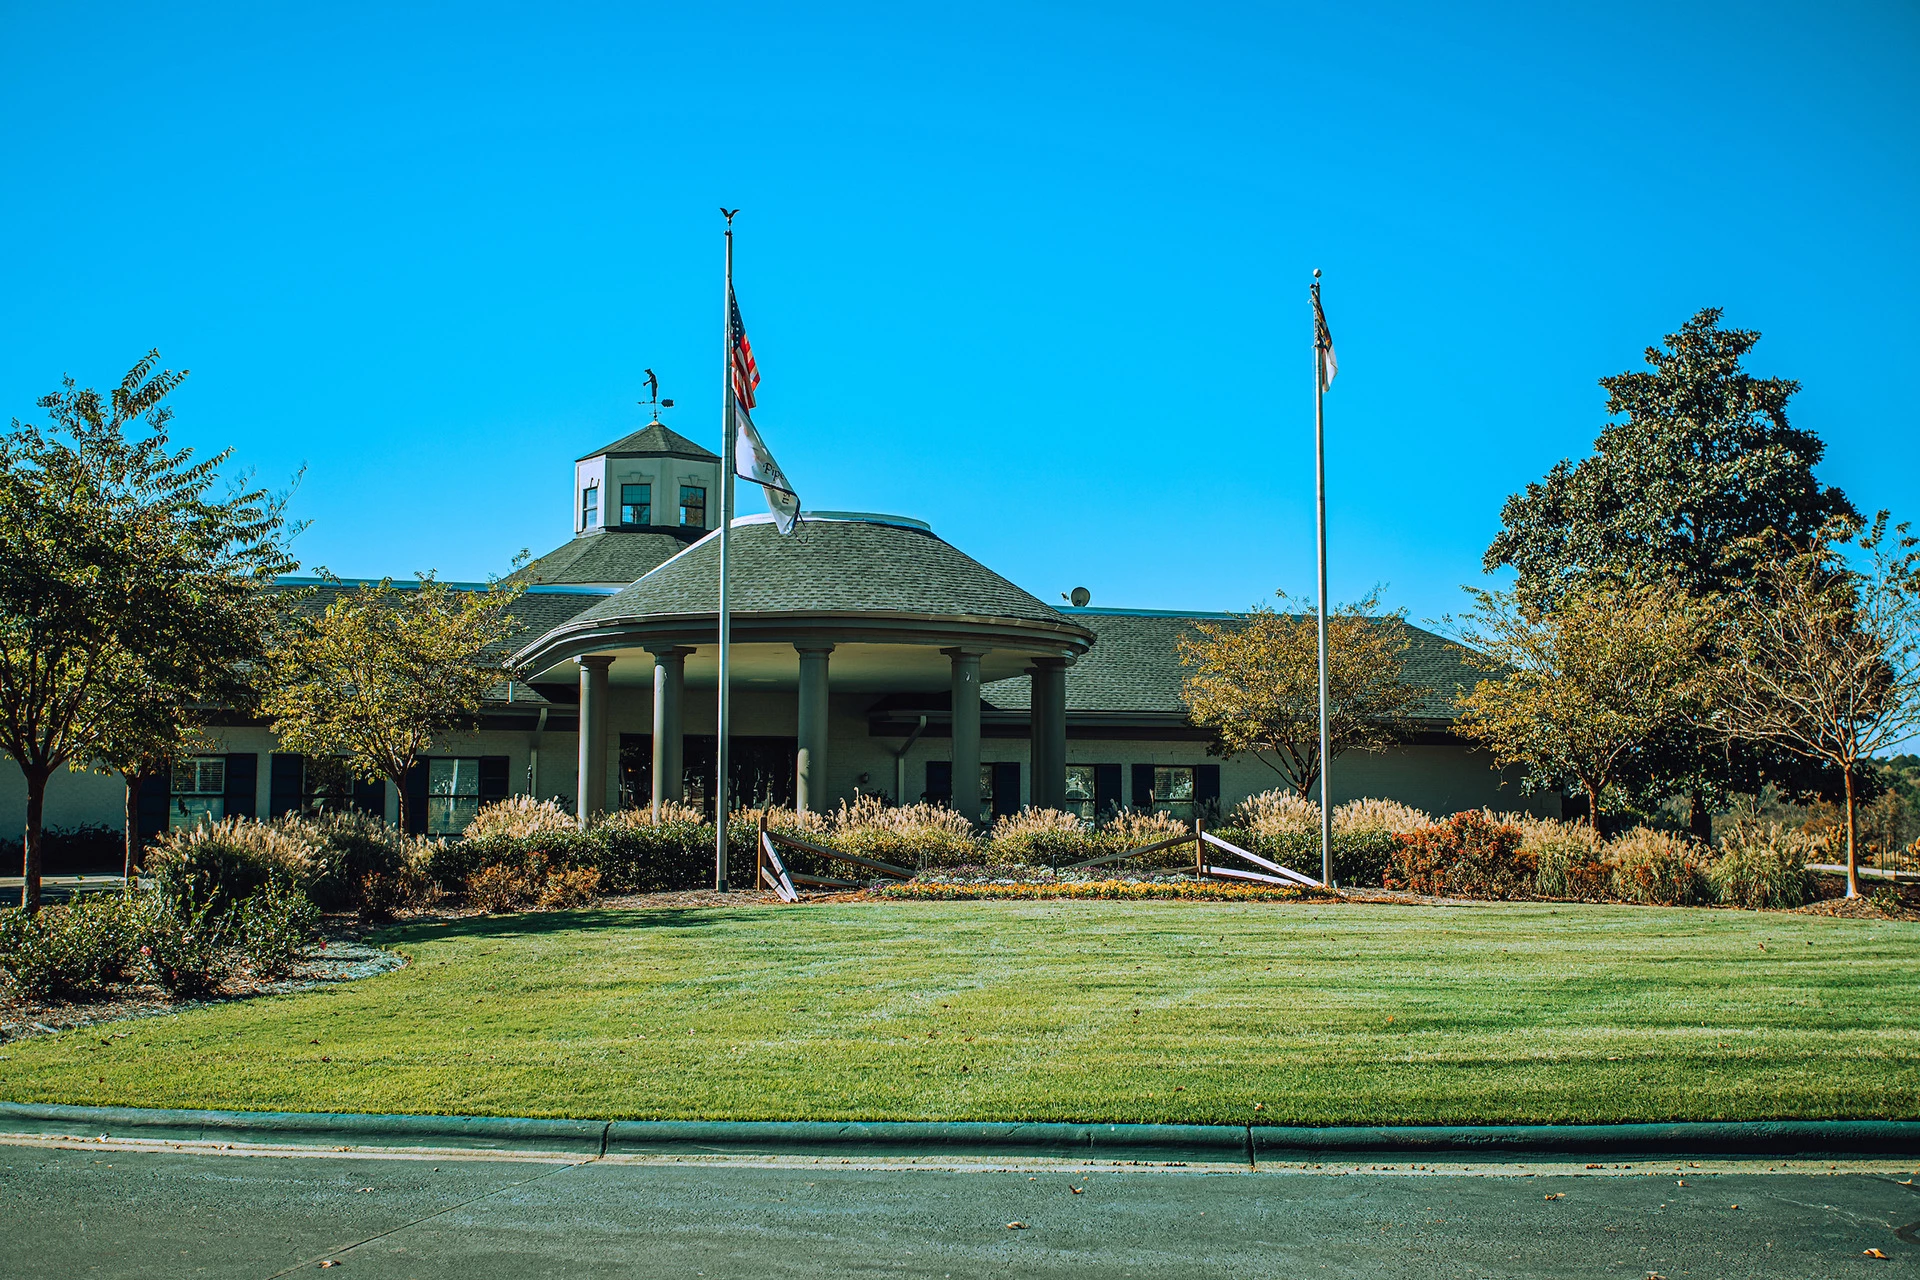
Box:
[0, 934, 404, 1045]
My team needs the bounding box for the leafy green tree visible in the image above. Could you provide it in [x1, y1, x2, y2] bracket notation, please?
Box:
[1486, 308, 1855, 600]
[265, 575, 527, 832]
[0, 353, 296, 910]
[1451, 582, 1718, 829]
[1177, 590, 1428, 798]
[1706, 515, 1920, 898]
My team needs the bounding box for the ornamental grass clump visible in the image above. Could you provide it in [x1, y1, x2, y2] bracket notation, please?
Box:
[1608, 828, 1712, 906]
[1527, 819, 1612, 901]
[300, 812, 434, 916]
[830, 796, 979, 869]
[1710, 822, 1817, 910]
[146, 817, 313, 914]
[1098, 809, 1195, 870]
[464, 796, 577, 842]
[988, 808, 1101, 869]
[1387, 810, 1534, 899]
[1223, 791, 1425, 886]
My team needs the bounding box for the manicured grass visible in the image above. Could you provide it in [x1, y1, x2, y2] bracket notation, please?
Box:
[3, 901, 1916, 1125]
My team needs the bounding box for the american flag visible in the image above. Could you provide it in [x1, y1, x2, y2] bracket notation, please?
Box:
[728, 286, 759, 411]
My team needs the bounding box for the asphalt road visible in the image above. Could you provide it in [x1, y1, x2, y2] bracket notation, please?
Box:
[2, 1142, 1916, 1278]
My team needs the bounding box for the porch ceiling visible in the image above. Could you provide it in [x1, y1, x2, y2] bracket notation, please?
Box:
[528, 640, 1047, 694]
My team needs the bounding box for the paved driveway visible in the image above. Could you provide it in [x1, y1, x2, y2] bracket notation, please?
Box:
[2, 1141, 1915, 1278]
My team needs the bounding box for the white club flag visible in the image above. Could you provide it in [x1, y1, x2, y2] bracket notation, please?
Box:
[733, 406, 801, 535]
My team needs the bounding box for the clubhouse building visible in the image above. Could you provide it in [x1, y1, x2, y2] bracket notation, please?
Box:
[4, 422, 1551, 846]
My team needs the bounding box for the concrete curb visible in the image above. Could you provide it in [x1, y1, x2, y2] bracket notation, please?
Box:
[2, 1104, 1916, 1162]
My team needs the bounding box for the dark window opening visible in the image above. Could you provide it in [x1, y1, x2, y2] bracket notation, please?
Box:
[679, 485, 706, 527]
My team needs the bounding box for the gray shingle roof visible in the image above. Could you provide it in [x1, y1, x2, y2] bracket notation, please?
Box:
[503, 528, 704, 587]
[568, 516, 1078, 626]
[580, 421, 717, 461]
[981, 609, 1481, 721]
[277, 580, 604, 656]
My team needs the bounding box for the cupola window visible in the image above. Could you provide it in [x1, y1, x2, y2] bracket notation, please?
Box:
[621, 483, 651, 526]
[581, 484, 600, 529]
[679, 484, 706, 527]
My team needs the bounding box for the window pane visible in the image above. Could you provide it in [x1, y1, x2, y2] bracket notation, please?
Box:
[1064, 765, 1096, 820]
[429, 758, 460, 797]
[173, 796, 224, 829]
[428, 796, 479, 835]
[1155, 767, 1194, 801]
[582, 486, 599, 527]
[176, 757, 225, 797]
[679, 485, 706, 526]
[621, 483, 651, 525]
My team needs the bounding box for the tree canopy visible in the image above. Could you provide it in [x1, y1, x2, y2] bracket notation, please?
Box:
[1177, 590, 1428, 798]
[264, 575, 527, 832]
[1451, 582, 1718, 829]
[0, 352, 296, 909]
[1485, 308, 1855, 601]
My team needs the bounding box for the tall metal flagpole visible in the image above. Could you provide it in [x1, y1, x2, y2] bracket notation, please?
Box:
[716, 213, 737, 891]
[1313, 268, 1333, 888]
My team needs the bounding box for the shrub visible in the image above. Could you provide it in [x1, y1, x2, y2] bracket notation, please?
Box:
[1869, 884, 1904, 915]
[1528, 820, 1612, 901]
[1710, 823, 1816, 910]
[1609, 828, 1712, 906]
[140, 894, 238, 999]
[829, 797, 977, 869]
[466, 862, 537, 914]
[145, 817, 309, 913]
[987, 809, 1102, 869]
[1387, 811, 1534, 899]
[538, 865, 602, 909]
[1220, 794, 1430, 887]
[235, 881, 320, 978]
[601, 806, 714, 892]
[0, 893, 147, 1002]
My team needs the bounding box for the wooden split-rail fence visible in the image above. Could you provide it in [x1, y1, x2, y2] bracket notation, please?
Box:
[754, 814, 1325, 903]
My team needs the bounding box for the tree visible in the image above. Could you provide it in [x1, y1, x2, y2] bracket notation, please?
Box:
[1485, 308, 1856, 601]
[1482, 308, 1858, 830]
[265, 575, 527, 832]
[0, 353, 295, 911]
[1706, 515, 1920, 897]
[1177, 590, 1428, 798]
[1451, 581, 1717, 829]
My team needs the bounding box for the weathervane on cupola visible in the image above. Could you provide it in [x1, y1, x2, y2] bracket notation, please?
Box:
[640, 369, 674, 423]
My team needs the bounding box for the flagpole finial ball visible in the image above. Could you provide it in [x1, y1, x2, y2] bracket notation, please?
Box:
[1313, 268, 1321, 278]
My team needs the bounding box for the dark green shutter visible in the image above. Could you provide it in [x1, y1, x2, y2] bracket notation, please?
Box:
[404, 762, 429, 835]
[137, 764, 172, 844]
[479, 756, 510, 806]
[1194, 764, 1221, 820]
[990, 762, 1021, 818]
[269, 754, 303, 818]
[223, 754, 258, 821]
[1130, 764, 1155, 812]
[924, 761, 951, 804]
[1094, 764, 1122, 818]
[353, 779, 386, 819]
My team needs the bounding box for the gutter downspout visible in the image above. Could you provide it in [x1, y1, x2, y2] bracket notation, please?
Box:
[889, 715, 929, 806]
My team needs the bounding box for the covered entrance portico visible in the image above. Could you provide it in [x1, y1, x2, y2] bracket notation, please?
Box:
[512, 513, 1095, 825]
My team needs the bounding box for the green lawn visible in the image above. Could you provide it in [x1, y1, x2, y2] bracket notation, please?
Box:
[3, 900, 1916, 1125]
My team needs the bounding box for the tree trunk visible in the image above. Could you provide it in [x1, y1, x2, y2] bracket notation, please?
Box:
[123, 771, 141, 880]
[1689, 788, 1713, 843]
[21, 765, 50, 914]
[1584, 781, 1602, 833]
[1843, 765, 1859, 899]
[393, 772, 410, 836]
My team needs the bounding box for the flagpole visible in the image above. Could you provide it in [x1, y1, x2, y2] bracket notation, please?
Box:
[1313, 268, 1332, 888]
[716, 214, 736, 892]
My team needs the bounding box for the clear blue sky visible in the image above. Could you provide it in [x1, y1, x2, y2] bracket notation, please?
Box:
[3, 1, 1915, 626]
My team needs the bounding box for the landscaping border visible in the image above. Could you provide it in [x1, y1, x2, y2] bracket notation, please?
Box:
[1, 1104, 1915, 1163]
